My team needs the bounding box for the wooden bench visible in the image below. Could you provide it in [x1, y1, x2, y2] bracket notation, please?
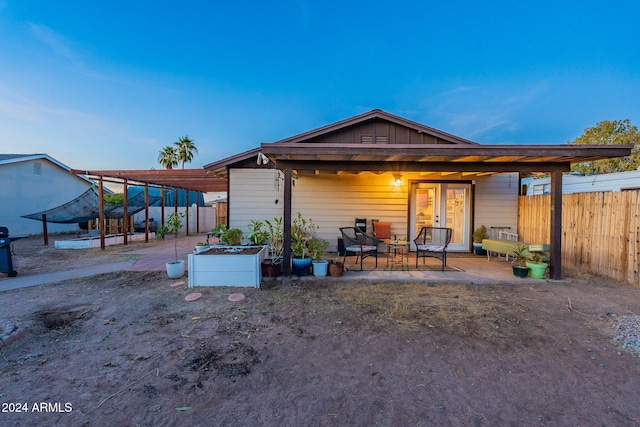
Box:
[482, 231, 550, 261]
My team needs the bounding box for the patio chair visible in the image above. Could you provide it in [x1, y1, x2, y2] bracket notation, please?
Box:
[414, 226, 453, 271]
[372, 221, 391, 240]
[339, 227, 379, 270]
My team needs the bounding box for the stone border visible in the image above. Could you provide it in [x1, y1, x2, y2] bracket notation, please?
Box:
[0, 320, 27, 350]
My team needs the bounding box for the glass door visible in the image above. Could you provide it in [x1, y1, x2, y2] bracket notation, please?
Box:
[410, 182, 471, 251]
[409, 183, 440, 245]
[443, 184, 469, 251]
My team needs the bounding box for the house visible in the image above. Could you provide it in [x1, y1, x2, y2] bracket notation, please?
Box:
[0, 154, 95, 236]
[525, 169, 640, 195]
[204, 109, 631, 278]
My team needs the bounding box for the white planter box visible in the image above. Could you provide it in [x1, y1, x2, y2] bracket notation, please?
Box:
[55, 233, 152, 249]
[188, 245, 267, 288]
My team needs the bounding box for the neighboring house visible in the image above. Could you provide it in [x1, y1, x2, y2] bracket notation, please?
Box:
[204, 109, 631, 278]
[0, 154, 94, 236]
[525, 169, 640, 195]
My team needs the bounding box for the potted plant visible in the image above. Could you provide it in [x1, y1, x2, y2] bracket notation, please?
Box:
[290, 212, 318, 276]
[472, 225, 489, 255]
[510, 244, 530, 278]
[262, 217, 284, 277]
[328, 259, 345, 277]
[156, 211, 186, 279]
[309, 237, 329, 277]
[220, 228, 243, 246]
[526, 252, 548, 279]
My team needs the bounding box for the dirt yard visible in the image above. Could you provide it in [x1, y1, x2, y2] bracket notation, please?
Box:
[1, 236, 640, 426]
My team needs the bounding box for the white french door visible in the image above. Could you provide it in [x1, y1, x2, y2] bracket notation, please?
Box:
[409, 182, 471, 251]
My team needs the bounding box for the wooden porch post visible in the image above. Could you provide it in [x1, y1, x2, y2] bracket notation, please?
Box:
[161, 187, 165, 227]
[123, 180, 128, 246]
[144, 183, 150, 243]
[196, 192, 200, 233]
[174, 188, 178, 214]
[186, 189, 190, 236]
[282, 168, 293, 276]
[550, 171, 563, 279]
[42, 214, 48, 246]
[98, 176, 105, 250]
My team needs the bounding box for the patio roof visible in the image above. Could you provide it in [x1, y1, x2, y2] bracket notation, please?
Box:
[204, 110, 633, 178]
[70, 168, 228, 193]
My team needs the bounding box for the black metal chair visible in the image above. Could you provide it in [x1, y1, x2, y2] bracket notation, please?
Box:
[413, 226, 453, 271]
[339, 227, 379, 270]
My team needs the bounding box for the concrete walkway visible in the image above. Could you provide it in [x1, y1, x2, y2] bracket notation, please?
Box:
[0, 234, 204, 292]
[0, 235, 548, 292]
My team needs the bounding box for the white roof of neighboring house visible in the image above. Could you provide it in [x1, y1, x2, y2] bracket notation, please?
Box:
[526, 169, 640, 195]
[0, 153, 94, 185]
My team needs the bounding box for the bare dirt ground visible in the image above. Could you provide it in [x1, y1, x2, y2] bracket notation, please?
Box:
[1, 236, 640, 426]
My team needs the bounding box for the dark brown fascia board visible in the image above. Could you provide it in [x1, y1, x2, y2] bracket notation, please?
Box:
[261, 143, 633, 159]
[269, 109, 480, 146]
[203, 147, 262, 172]
[273, 160, 572, 173]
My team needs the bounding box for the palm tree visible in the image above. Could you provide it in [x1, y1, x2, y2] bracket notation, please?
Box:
[158, 146, 178, 169]
[174, 135, 198, 169]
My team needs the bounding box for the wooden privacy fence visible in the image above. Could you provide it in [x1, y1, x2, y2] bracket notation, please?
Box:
[518, 192, 640, 286]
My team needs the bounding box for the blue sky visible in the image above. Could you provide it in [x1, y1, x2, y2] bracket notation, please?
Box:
[0, 0, 638, 170]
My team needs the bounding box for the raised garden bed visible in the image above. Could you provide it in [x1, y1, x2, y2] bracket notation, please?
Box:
[187, 245, 267, 288]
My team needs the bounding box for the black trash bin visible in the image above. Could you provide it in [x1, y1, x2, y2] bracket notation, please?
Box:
[0, 226, 17, 277]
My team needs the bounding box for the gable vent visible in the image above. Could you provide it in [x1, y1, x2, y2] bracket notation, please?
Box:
[375, 136, 388, 144]
[360, 135, 373, 144]
[33, 161, 42, 176]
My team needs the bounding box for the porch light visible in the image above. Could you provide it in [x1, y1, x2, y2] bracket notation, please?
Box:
[394, 175, 402, 186]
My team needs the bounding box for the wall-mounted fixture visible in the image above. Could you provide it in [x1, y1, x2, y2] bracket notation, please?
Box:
[394, 175, 402, 186]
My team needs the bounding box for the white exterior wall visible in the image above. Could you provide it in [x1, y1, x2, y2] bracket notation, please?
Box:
[0, 159, 92, 236]
[228, 168, 285, 235]
[228, 168, 520, 252]
[473, 173, 520, 237]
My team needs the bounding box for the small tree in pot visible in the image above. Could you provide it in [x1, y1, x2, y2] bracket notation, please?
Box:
[309, 237, 329, 276]
[156, 211, 186, 279]
[262, 217, 284, 277]
[290, 212, 318, 276]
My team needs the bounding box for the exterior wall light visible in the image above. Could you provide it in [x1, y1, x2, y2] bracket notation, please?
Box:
[394, 175, 402, 186]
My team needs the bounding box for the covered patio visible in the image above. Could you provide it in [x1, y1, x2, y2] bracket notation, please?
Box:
[205, 110, 632, 280]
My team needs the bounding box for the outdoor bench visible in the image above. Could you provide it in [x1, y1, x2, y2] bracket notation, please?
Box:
[482, 231, 550, 261]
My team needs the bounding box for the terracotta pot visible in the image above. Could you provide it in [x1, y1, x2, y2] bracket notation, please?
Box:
[328, 261, 344, 277]
[261, 259, 282, 277]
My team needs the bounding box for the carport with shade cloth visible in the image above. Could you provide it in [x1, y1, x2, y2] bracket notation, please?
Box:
[21, 187, 164, 245]
[21, 187, 162, 223]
